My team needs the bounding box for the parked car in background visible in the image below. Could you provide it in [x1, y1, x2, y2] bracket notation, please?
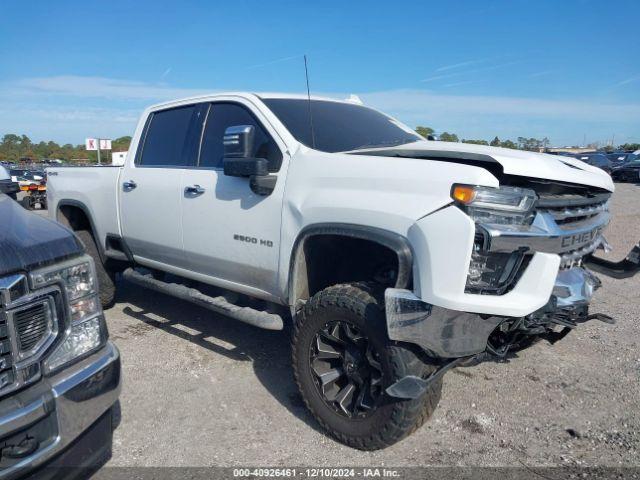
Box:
[0, 189, 121, 477]
[611, 159, 640, 183]
[607, 152, 633, 168]
[573, 153, 612, 174]
[0, 165, 20, 200]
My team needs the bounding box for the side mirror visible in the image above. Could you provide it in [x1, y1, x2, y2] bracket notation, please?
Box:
[223, 125, 268, 177]
[222, 125, 277, 196]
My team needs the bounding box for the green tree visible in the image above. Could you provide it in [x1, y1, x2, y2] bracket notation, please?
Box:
[500, 139, 518, 150]
[462, 139, 489, 145]
[490, 136, 501, 147]
[439, 132, 459, 142]
[415, 126, 435, 138]
[619, 143, 640, 151]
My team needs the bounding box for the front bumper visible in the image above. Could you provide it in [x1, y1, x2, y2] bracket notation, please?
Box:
[386, 267, 602, 358]
[0, 341, 121, 479]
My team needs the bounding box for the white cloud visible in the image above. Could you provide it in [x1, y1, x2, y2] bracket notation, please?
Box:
[10, 75, 208, 101]
[435, 58, 492, 72]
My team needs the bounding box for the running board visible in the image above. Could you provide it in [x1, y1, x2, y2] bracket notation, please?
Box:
[121, 268, 284, 330]
[583, 241, 640, 279]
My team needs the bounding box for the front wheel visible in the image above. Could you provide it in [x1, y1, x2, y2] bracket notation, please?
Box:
[292, 283, 442, 450]
[74, 229, 116, 309]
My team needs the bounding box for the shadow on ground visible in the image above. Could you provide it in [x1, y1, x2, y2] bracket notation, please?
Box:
[113, 277, 324, 434]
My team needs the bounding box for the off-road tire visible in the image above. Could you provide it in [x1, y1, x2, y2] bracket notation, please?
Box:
[75, 229, 116, 309]
[20, 196, 32, 210]
[292, 283, 442, 450]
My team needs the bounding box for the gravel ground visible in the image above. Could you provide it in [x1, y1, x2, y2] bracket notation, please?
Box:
[40, 184, 640, 468]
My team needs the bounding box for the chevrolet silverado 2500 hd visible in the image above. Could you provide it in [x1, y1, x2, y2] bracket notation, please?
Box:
[0, 191, 120, 478]
[46, 93, 639, 450]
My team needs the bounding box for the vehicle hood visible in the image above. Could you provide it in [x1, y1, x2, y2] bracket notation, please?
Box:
[0, 195, 83, 276]
[348, 141, 614, 192]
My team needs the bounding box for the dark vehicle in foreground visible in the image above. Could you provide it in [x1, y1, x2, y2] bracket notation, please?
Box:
[574, 153, 613, 174]
[611, 159, 640, 183]
[0, 194, 120, 478]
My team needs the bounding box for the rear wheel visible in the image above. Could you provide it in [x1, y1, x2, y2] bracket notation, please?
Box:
[292, 283, 442, 450]
[74, 229, 116, 309]
[20, 196, 32, 210]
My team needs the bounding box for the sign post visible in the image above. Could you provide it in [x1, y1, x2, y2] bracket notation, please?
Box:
[86, 138, 112, 165]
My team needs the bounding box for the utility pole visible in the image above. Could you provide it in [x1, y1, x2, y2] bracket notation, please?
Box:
[96, 138, 101, 165]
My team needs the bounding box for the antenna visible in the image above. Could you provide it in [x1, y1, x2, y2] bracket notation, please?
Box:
[304, 55, 316, 149]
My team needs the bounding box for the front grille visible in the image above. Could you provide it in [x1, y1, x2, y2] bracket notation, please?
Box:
[536, 192, 611, 269]
[538, 196, 609, 228]
[0, 315, 14, 390]
[14, 302, 49, 351]
[0, 275, 60, 397]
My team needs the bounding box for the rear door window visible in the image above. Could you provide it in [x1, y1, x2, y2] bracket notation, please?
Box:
[138, 105, 204, 167]
[198, 102, 282, 171]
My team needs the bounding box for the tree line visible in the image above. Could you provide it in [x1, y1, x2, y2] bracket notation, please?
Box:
[415, 127, 640, 152]
[0, 134, 132, 164]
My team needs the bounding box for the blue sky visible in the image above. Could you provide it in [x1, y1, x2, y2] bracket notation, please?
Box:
[1, 0, 639, 146]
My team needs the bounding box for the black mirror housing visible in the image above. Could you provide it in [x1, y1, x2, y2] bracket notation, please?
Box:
[223, 157, 269, 177]
[223, 125, 255, 158]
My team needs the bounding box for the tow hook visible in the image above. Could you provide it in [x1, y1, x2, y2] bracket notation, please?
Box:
[386, 355, 476, 400]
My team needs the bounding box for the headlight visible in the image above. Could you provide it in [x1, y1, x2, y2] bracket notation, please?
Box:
[451, 184, 537, 225]
[31, 255, 107, 373]
[44, 316, 106, 372]
[32, 260, 96, 300]
[451, 185, 537, 294]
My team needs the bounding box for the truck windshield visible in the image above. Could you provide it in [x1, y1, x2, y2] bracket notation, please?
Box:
[262, 98, 422, 153]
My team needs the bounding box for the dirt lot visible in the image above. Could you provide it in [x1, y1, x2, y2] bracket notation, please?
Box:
[40, 184, 640, 468]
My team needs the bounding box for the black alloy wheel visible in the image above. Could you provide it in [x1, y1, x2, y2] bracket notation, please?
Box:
[309, 320, 383, 418]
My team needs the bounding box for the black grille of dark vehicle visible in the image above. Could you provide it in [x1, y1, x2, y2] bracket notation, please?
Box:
[14, 303, 49, 351]
[0, 314, 14, 390]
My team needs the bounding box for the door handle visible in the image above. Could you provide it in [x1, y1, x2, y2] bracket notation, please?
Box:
[123, 180, 137, 191]
[184, 184, 205, 196]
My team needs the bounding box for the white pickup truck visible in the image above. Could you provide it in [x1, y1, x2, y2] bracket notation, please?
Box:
[47, 93, 640, 450]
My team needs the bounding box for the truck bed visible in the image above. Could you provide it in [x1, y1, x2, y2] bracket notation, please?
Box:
[47, 166, 122, 249]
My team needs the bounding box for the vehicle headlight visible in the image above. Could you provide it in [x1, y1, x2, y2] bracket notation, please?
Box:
[451, 184, 537, 225]
[44, 316, 106, 372]
[451, 185, 537, 294]
[31, 255, 107, 373]
[32, 260, 96, 300]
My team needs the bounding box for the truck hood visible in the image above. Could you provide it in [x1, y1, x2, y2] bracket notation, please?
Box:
[0, 195, 83, 277]
[349, 140, 614, 192]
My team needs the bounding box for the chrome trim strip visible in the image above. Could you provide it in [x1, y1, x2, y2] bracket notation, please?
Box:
[0, 275, 27, 307]
[481, 210, 610, 255]
[0, 396, 49, 437]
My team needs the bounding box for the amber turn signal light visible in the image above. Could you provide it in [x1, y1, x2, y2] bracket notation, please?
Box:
[451, 185, 477, 204]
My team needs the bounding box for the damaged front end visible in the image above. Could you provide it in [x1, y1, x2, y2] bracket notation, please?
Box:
[384, 183, 640, 400]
